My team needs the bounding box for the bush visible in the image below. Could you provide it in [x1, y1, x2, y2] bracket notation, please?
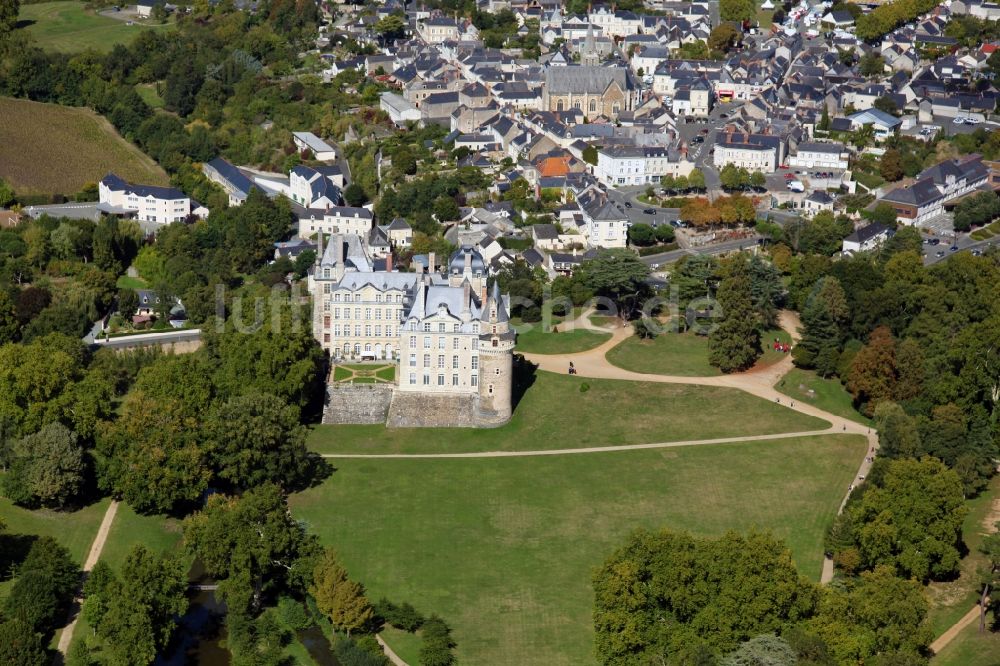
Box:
[375, 598, 424, 632]
[579, 382, 590, 393]
[275, 596, 312, 631]
[332, 637, 389, 666]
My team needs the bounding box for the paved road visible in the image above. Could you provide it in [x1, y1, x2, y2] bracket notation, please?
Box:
[923, 234, 999, 266]
[639, 236, 763, 267]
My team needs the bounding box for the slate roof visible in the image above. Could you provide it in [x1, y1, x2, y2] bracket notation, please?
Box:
[101, 173, 186, 200]
[844, 223, 893, 244]
[545, 65, 630, 94]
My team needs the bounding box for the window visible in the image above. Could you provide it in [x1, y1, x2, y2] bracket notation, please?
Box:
[409, 373, 416, 385]
[438, 323, 446, 332]
[334, 307, 340, 318]
[438, 337, 445, 349]
[453, 338, 459, 349]
[375, 309, 381, 320]
[410, 335, 417, 346]
[423, 336, 431, 348]
[452, 374, 459, 386]
[324, 284, 331, 294]
[473, 339, 479, 350]
[472, 375, 478, 387]
[365, 325, 372, 337]
[323, 315, 331, 327]
[365, 308, 371, 318]
[423, 323, 431, 332]
[375, 326, 381, 336]
[423, 374, 430, 385]
[334, 325, 341, 336]
[589, 99, 597, 113]
[471, 356, 479, 370]
[488, 384, 494, 395]
[353, 344, 361, 354]
[323, 333, 330, 343]
[333, 292, 340, 301]
[423, 354, 430, 367]
[438, 375, 445, 386]
[438, 355, 445, 368]
[452, 355, 459, 369]
[495, 368, 501, 376]
[365, 344, 372, 353]
[409, 354, 416, 367]
[354, 325, 361, 336]
[492, 339, 498, 348]
[354, 308, 361, 319]
[453, 324, 460, 332]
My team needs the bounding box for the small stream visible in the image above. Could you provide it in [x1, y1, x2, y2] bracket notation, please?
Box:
[156, 560, 339, 665]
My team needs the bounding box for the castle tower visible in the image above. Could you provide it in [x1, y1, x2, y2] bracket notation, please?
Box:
[477, 280, 514, 423]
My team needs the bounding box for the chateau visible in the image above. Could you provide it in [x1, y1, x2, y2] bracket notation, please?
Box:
[310, 234, 514, 427]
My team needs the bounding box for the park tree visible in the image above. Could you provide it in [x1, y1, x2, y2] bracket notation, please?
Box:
[582, 145, 599, 165]
[688, 168, 706, 191]
[433, 195, 460, 222]
[868, 202, 898, 227]
[847, 457, 967, 581]
[627, 223, 656, 247]
[722, 634, 796, 666]
[749, 171, 767, 191]
[374, 13, 407, 42]
[793, 276, 848, 377]
[0, 619, 47, 666]
[2, 422, 85, 509]
[0, 0, 19, 38]
[709, 265, 761, 372]
[84, 546, 187, 666]
[0, 290, 18, 344]
[208, 392, 314, 492]
[311, 548, 374, 636]
[846, 326, 898, 414]
[574, 249, 651, 320]
[720, 0, 755, 22]
[873, 402, 920, 459]
[593, 529, 817, 662]
[393, 147, 417, 176]
[3, 537, 77, 635]
[183, 484, 320, 614]
[806, 566, 933, 663]
[419, 616, 457, 666]
[226, 609, 289, 666]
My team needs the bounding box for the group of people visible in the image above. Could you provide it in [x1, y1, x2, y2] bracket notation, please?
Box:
[568, 362, 577, 375]
[772, 338, 791, 353]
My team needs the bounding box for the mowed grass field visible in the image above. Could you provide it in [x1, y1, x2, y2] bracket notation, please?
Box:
[606, 328, 791, 377]
[291, 434, 866, 665]
[0, 96, 168, 196]
[0, 494, 110, 566]
[307, 371, 829, 455]
[776, 367, 873, 427]
[513, 321, 611, 354]
[18, 2, 172, 53]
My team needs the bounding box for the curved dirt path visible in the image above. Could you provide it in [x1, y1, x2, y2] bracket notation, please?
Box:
[57, 500, 120, 654]
[929, 604, 982, 655]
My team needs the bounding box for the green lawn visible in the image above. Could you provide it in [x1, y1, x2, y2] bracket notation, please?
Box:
[115, 274, 147, 289]
[775, 367, 873, 427]
[932, 615, 1000, 666]
[513, 322, 610, 354]
[134, 83, 164, 109]
[308, 371, 829, 455]
[607, 330, 721, 376]
[608, 328, 790, 378]
[0, 494, 110, 565]
[379, 627, 422, 665]
[926, 475, 1000, 637]
[290, 434, 866, 665]
[18, 2, 173, 53]
[96, 503, 185, 573]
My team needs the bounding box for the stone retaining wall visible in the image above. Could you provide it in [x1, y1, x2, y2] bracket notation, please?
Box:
[323, 384, 393, 424]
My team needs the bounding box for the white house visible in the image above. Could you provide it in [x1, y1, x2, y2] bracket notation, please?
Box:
[289, 166, 343, 208]
[803, 190, 835, 216]
[292, 132, 338, 161]
[842, 223, 894, 254]
[847, 109, 903, 140]
[577, 187, 630, 248]
[99, 173, 191, 225]
[788, 142, 850, 170]
[595, 145, 695, 187]
[713, 132, 784, 172]
[298, 206, 374, 238]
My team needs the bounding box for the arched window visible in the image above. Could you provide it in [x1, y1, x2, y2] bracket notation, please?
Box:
[556, 99, 564, 111]
[573, 100, 582, 110]
[589, 99, 597, 113]
[612, 104, 620, 114]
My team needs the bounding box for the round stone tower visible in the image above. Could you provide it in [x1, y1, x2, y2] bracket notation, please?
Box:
[477, 280, 514, 425]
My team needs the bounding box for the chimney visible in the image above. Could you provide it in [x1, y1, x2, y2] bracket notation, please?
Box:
[480, 282, 487, 305]
[386, 251, 393, 273]
[429, 251, 436, 274]
[315, 232, 324, 264]
[463, 280, 471, 313]
[464, 248, 472, 273]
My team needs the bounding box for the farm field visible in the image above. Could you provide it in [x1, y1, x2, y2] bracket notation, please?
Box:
[0, 96, 168, 196]
[290, 434, 866, 665]
[17, 2, 173, 53]
[307, 370, 829, 455]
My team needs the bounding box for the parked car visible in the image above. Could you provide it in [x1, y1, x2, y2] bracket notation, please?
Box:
[930, 238, 941, 245]
[954, 117, 967, 124]
[967, 118, 981, 125]
[950, 244, 959, 252]
[784, 173, 795, 180]
[624, 201, 632, 208]
[644, 208, 656, 214]
[935, 250, 945, 257]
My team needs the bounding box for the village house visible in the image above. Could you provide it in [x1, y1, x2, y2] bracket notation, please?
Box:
[98, 174, 192, 225]
[878, 156, 990, 226]
[292, 132, 338, 161]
